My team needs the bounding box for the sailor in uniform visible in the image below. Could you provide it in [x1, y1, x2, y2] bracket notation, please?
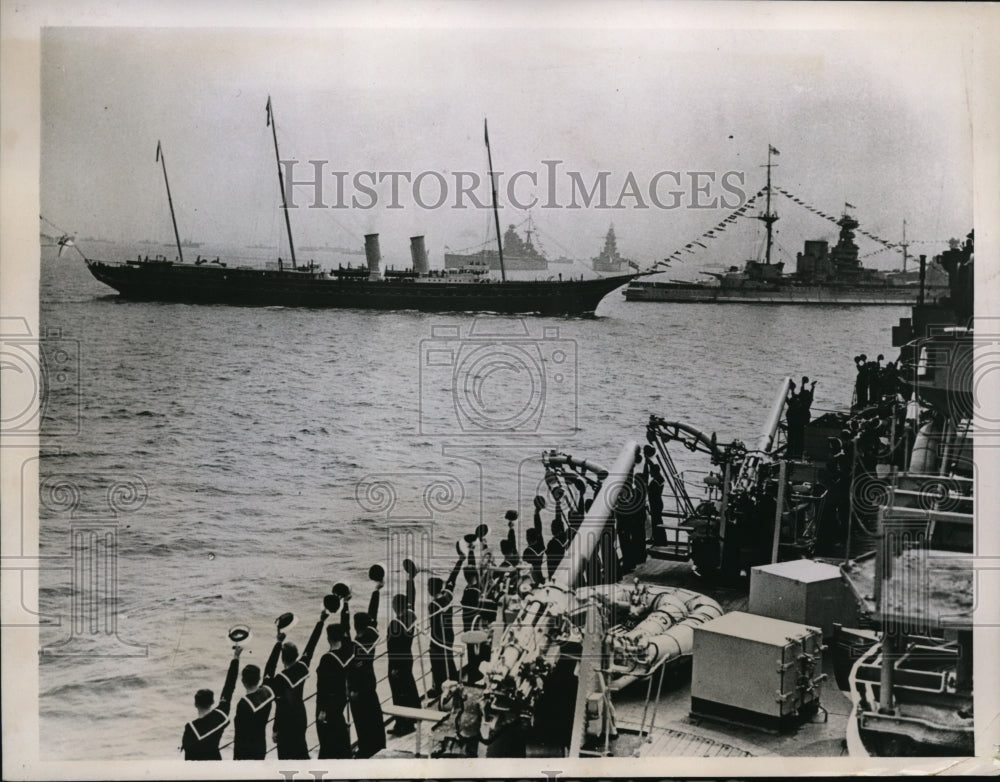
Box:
[500, 516, 519, 569]
[232, 660, 275, 759]
[386, 592, 421, 736]
[490, 515, 520, 598]
[618, 470, 648, 572]
[181, 645, 241, 760]
[630, 459, 649, 568]
[315, 604, 353, 759]
[470, 523, 492, 585]
[564, 475, 588, 535]
[647, 463, 664, 532]
[530, 495, 549, 574]
[545, 516, 569, 579]
[459, 566, 485, 684]
[427, 546, 465, 697]
[264, 609, 328, 759]
[523, 500, 547, 586]
[501, 511, 519, 564]
[347, 585, 385, 758]
[868, 356, 884, 401]
[854, 354, 869, 408]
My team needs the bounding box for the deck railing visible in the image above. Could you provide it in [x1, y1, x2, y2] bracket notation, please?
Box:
[217, 608, 444, 757]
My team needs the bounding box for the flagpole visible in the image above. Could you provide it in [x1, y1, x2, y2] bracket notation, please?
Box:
[267, 96, 298, 270]
[156, 141, 185, 264]
[901, 219, 909, 273]
[484, 118, 506, 282]
[759, 145, 778, 265]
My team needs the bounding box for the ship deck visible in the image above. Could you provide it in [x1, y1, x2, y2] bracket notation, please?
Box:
[215, 552, 857, 760]
[373, 557, 853, 759]
[593, 558, 852, 758]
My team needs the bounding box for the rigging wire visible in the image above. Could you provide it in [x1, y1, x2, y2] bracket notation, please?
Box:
[650, 183, 957, 275]
[39, 214, 86, 260]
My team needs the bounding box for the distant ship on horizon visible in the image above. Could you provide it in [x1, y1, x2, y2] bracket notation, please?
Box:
[299, 244, 366, 254]
[137, 237, 201, 248]
[592, 224, 637, 273]
[445, 217, 548, 271]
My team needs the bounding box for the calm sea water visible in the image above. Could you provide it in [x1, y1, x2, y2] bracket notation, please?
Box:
[37, 243, 903, 759]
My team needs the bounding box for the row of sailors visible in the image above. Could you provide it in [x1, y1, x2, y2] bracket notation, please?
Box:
[183, 482, 664, 760]
[853, 353, 901, 408]
[181, 585, 393, 761]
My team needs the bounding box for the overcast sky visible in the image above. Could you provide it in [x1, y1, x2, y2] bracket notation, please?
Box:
[40, 11, 977, 273]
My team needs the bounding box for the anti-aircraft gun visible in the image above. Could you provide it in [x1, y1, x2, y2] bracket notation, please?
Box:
[476, 442, 722, 757]
[475, 444, 634, 755]
[644, 377, 828, 579]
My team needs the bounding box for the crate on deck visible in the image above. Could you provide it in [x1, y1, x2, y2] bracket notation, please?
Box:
[691, 611, 825, 733]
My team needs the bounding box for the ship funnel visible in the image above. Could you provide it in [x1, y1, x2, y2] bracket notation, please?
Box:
[364, 233, 381, 279]
[410, 235, 429, 274]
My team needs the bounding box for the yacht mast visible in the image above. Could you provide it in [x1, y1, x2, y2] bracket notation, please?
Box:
[484, 118, 506, 282]
[267, 96, 298, 270]
[155, 140, 184, 263]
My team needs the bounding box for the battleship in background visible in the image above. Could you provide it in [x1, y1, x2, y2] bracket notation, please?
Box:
[444, 221, 639, 274]
[444, 218, 549, 272]
[625, 148, 949, 305]
[83, 105, 636, 316]
[591, 224, 637, 273]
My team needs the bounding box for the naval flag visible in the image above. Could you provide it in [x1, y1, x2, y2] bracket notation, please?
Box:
[769, 145, 780, 156]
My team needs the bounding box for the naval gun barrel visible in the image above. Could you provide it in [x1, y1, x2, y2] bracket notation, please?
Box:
[541, 451, 609, 496]
[541, 451, 610, 482]
[552, 440, 639, 592]
[755, 377, 794, 454]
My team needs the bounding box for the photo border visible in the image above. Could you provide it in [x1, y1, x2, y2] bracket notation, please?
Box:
[3, 1, 998, 778]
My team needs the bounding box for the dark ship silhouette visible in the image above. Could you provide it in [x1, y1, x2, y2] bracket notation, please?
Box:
[444, 217, 549, 272]
[84, 106, 635, 316]
[591, 224, 636, 273]
[625, 147, 947, 305]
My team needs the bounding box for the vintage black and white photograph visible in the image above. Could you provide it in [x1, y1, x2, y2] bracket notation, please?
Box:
[3, 1, 998, 777]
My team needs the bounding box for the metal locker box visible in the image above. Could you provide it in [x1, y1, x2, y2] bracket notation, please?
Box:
[749, 558, 858, 638]
[691, 611, 825, 732]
